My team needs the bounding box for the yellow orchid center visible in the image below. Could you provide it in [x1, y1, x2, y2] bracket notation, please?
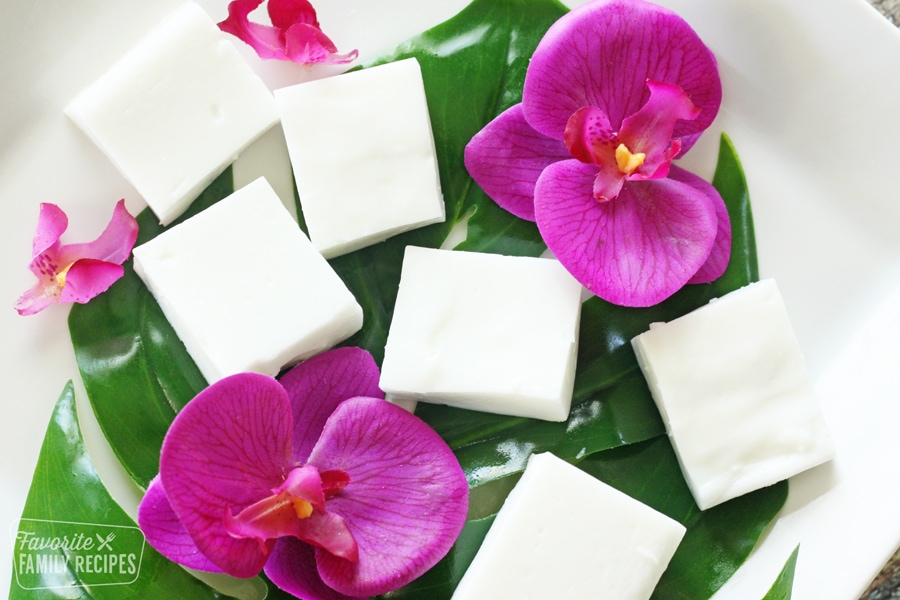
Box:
[615, 143, 646, 175]
[292, 497, 313, 519]
[55, 263, 74, 290]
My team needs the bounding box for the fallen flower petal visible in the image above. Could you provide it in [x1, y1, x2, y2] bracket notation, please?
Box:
[15, 200, 138, 315]
[218, 0, 357, 65]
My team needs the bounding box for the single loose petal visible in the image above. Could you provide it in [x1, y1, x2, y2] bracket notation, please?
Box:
[280, 346, 383, 464]
[266, 538, 362, 600]
[138, 477, 225, 573]
[160, 373, 295, 578]
[522, 0, 721, 151]
[535, 159, 719, 306]
[307, 398, 468, 597]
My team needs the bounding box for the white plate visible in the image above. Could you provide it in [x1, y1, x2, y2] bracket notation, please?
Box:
[2, 0, 899, 598]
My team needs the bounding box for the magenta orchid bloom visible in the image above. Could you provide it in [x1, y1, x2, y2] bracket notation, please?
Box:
[465, 0, 731, 307]
[218, 0, 358, 65]
[15, 200, 138, 316]
[138, 347, 468, 599]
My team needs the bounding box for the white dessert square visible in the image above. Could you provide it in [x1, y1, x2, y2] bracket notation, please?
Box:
[452, 452, 686, 600]
[132, 177, 363, 383]
[631, 279, 833, 510]
[66, 2, 279, 225]
[379, 246, 582, 422]
[275, 58, 445, 259]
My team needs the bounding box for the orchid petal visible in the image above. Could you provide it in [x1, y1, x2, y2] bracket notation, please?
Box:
[56, 200, 139, 267]
[138, 477, 225, 573]
[619, 81, 700, 179]
[268, 0, 318, 28]
[283, 23, 358, 65]
[465, 104, 570, 222]
[219, 0, 356, 65]
[30, 203, 67, 260]
[306, 397, 468, 597]
[667, 166, 732, 283]
[522, 0, 721, 153]
[58, 260, 124, 305]
[266, 538, 362, 600]
[535, 159, 718, 307]
[219, 0, 288, 60]
[160, 373, 294, 578]
[280, 347, 383, 464]
[563, 106, 618, 168]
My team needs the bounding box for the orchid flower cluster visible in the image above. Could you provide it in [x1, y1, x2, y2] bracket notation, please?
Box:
[466, 0, 731, 307]
[138, 347, 469, 599]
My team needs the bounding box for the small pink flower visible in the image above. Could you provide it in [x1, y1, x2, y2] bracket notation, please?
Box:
[139, 347, 468, 599]
[465, 0, 731, 307]
[15, 200, 138, 316]
[218, 0, 358, 65]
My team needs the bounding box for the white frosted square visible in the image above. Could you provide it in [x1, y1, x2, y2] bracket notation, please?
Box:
[379, 246, 582, 422]
[65, 2, 279, 225]
[275, 58, 444, 258]
[452, 452, 686, 600]
[133, 177, 362, 383]
[631, 279, 833, 510]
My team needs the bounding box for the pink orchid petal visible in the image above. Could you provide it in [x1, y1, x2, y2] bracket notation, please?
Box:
[160, 373, 294, 578]
[138, 477, 225, 573]
[219, 0, 356, 64]
[306, 397, 468, 597]
[57, 199, 138, 266]
[30, 203, 67, 260]
[563, 105, 617, 166]
[464, 104, 570, 221]
[534, 159, 718, 307]
[279, 347, 383, 464]
[268, 0, 318, 28]
[266, 538, 362, 600]
[667, 165, 732, 283]
[58, 259, 124, 304]
[522, 0, 721, 153]
[283, 23, 358, 65]
[14, 286, 55, 317]
[619, 80, 700, 179]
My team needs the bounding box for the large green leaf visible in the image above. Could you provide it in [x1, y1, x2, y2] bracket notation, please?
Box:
[8, 382, 234, 599]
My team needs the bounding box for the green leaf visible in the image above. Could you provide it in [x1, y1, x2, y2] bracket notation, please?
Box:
[8, 382, 234, 599]
[68, 168, 234, 489]
[761, 546, 800, 600]
[576, 437, 788, 600]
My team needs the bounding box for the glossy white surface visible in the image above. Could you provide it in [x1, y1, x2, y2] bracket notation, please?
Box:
[1, 0, 899, 597]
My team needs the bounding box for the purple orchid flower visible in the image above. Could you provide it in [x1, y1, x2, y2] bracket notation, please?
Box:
[465, 0, 731, 307]
[218, 0, 358, 65]
[138, 347, 468, 599]
[15, 200, 138, 315]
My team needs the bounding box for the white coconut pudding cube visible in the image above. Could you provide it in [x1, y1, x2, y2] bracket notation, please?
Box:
[631, 279, 833, 510]
[65, 1, 279, 225]
[275, 58, 445, 259]
[132, 177, 363, 383]
[379, 246, 582, 422]
[451, 452, 686, 600]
